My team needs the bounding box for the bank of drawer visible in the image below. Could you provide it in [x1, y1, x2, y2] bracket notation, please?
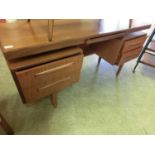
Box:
[15, 54, 83, 102]
[122, 36, 146, 52]
[120, 47, 142, 63]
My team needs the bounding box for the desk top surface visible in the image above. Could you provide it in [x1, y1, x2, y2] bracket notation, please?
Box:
[0, 19, 151, 58]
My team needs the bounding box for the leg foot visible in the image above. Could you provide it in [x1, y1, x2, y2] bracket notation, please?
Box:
[0, 113, 14, 135]
[50, 93, 57, 108]
[98, 57, 102, 65]
[116, 64, 124, 76]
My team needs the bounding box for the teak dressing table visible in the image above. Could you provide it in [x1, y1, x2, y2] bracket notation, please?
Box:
[0, 20, 151, 107]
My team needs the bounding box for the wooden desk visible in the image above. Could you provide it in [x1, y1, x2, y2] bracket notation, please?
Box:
[0, 20, 151, 106]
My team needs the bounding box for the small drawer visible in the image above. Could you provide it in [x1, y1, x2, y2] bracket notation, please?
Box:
[122, 36, 146, 52]
[120, 47, 142, 63]
[15, 54, 83, 103]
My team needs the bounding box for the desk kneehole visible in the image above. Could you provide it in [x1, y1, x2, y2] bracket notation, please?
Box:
[14, 48, 83, 107]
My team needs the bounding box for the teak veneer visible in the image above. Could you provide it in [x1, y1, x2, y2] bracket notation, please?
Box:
[0, 20, 151, 107]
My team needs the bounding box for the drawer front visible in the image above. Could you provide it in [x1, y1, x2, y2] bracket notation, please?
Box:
[16, 54, 83, 102]
[120, 47, 142, 63]
[21, 74, 75, 102]
[122, 36, 146, 52]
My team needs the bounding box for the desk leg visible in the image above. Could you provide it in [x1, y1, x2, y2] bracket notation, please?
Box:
[129, 19, 133, 28]
[48, 20, 54, 42]
[50, 93, 57, 108]
[98, 57, 102, 65]
[116, 64, 124, 76]
[0, 113, 14, 135]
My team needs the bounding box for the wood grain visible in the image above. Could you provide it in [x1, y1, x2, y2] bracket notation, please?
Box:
[9, 47, 83, 70]
[0, 20, 151, 105]
[0, 20, 151, 60]
[15, 50, 83, 103]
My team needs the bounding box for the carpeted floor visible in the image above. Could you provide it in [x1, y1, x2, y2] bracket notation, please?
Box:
[0, 50, 155, 135]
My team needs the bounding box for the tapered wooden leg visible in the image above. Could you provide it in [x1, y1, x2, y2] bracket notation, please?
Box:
[116, 64, 124, 76]
[0, 113, 14, 135]
[98, 57, 102, 65]
[48, 19, 54, 42]
[129, 19, 133, 28]
[50, 93, 57, 108]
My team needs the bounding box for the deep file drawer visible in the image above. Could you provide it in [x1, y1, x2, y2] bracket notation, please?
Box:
[15, 51, 83, 103]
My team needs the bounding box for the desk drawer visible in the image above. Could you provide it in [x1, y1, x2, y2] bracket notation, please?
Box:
[122, 36, 146, 52]
[15, 54, 83, 103]
[120, 47, 142, 63]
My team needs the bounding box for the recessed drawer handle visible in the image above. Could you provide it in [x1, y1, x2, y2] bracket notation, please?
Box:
[35, 62, 74, 77]
[38, 76, 71, 91]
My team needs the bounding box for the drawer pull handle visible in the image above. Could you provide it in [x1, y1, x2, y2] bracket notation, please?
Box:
[38, 77, 71, 91]
[35, 62, 74, 77]
[129, 42, 141, 47]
